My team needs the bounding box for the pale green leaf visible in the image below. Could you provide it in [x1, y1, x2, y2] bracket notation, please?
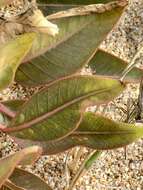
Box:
[9, 168, 52, 190]
[89, 49, 143, 82]
[15, 4, 125, 86]
[5, 76, 124, 141]
[15, 112, 143, 155]
[0, 146, 42, 188]
[0, 33, 36, 91]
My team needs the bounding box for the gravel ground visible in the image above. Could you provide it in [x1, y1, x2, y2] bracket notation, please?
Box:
[1, 0, 143, 190]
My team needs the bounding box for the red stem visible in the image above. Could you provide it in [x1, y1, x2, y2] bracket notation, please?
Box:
[0, 103, 16, 118]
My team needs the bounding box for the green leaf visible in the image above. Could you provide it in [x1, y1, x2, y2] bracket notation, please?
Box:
[75, 113, 143, 149]
[5, 76, 124, 141]
[2, 100, 25, 112]
[0, 146, 42, 188]
[38, 0, 121, 15]
[68, 150, 101, 189]
[85, 151, 102, 170]
[3, 180, 25, 190]
[39, 4, 77, 16]
[120, 46, 143, 81]
[16, 112, 143, 155]
[89, 49, 143, 82]
[0, 33, 36, 91]
[15, 4, 125, 86]
[9, 168, 52, 190]
[2, 102, 142, 155]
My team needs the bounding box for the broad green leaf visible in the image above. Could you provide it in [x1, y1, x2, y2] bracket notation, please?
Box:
[37, 0, 114, 4]
[0, 146, 42, 188]
[2, 100, 25, 112]
[1, 102, 142, 155]
[13, 112, 143, 155]
[39, 4, 77, 15]
[75, 113, 143, 149]
[3, 180, 25, 190]
[9, 168, 52, 190]
[15, 4, 125, 86]
[38, 0, 122, 15]
[0, 33, 36, 91]
[5, 76, 124, 141]
[89, 49, 143, 83]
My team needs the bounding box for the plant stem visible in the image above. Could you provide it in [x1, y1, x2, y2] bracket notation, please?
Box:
[72, 147, 85, 173]
[68, 150, 102, 190]
[0, 103, 16, 118]
[120, 45, 143, 82]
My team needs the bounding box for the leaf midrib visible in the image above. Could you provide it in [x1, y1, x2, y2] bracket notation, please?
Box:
[73, 130, 140, 135]
[6, 87, 112, 133]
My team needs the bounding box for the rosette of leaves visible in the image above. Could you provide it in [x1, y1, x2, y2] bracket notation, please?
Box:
[0, 0, 143, 189]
